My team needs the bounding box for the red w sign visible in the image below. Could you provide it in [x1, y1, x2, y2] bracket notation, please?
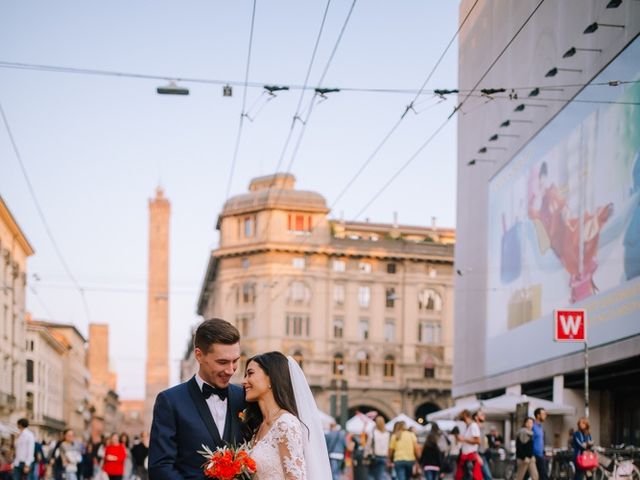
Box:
[554, 309, 586, 342]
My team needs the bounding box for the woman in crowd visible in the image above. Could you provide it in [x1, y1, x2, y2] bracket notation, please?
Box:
[59, 429, 83, 480]
[102, 434, 126, 480]
[515, 417, 538, 480]
[389, 421, 420, 480]
[572, 418, 593, 480]
[118, 434, 132, 480]
[367, 415, 391, 480]
[420, 430, 443, 480]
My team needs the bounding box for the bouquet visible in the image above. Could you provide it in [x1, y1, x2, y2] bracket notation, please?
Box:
[198, 444, 256, 480]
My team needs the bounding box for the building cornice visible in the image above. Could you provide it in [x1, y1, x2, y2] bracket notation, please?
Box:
[211, 240, 454, 263]
[0, 196, 35, 256]
[30, 319, 87, 343]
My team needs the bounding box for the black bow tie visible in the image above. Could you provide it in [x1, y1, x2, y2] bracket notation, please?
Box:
[202, 383, 228, 401]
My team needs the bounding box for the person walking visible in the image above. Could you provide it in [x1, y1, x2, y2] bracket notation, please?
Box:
[349, 432, 369, 480]
[12, 419, 35, 480]
[78, 442, 94, 480]
[572, 418, 593, 480]
[117, 435, 131, 480]
[58, 430, 82, 480]
[102, 434, 126, 480]
[419, 431, 443, 480]
[448, 426, 461, 478]
[325, 422, 346, 480]
[456, 410, 482, 480]
[389, 421, 419, 480]
[367, 415, 391, 480]
[129, 435, 148, 480]
[532, 409, 548, 480]
[515, 418, 538, 480]
[473, 412, 492, 480]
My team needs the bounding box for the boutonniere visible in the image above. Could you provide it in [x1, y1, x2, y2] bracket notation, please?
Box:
[238, 409, 247, 422]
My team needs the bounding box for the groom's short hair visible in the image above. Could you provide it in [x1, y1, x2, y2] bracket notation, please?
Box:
[194, 318, 240, 352]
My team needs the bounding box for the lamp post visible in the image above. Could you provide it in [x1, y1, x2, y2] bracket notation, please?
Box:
[330, 366, 349, 428]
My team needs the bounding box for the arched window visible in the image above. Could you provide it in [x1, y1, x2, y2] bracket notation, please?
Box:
[384, 355, 395, 378]
[293, 350, 304, 369]
[418, 288, 443, 311]
[242, 283, 256, 304]
[356, 351, 369, 376]
[332, 353, 344, 376]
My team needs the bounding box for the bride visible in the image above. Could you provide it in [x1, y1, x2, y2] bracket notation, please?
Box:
[241, 351, 332, 480]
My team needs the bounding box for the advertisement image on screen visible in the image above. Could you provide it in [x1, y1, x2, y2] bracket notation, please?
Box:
[486, 37, 640, 376]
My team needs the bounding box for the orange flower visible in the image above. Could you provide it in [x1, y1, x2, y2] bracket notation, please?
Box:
[198, 443, 256, 480]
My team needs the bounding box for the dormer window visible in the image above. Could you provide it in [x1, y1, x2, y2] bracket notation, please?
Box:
[287, 213, 312, 233]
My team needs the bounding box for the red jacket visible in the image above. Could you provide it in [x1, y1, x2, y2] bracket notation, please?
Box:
[103, 445, 126, 476]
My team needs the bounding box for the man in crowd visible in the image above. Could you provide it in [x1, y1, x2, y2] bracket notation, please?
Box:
[13, 419, 35, 480]
[130, 433, 149, 480]
[325, 421, 346, 480]
[473, 411, 492, 480]
[533, 408, 548, 480]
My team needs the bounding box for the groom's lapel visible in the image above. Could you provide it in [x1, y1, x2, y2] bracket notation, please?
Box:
[223, 385, 243, 444]
[187, 376, 223, 447]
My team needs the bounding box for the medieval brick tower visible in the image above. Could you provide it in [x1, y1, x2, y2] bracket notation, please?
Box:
[144, 187, 170, 427]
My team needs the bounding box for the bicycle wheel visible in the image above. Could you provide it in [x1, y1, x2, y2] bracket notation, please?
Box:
[617, 465, 640, 480]
[558, 462, 575, 480]
[504, 461, 516, 480]
[592, 466, 607, 480]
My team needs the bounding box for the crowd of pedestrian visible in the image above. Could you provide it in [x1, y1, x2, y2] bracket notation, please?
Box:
[0, 419, 149, 480]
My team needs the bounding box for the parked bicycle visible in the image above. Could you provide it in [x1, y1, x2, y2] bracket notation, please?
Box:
[550, 449, 575, 480]
[593, 447, 640, 480]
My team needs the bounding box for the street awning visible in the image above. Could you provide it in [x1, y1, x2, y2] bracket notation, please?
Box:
[0, 421, 18, 438]
[426, 401, 510, 421]
[482, 393, 575, 416]
[385, 413, 426, 432]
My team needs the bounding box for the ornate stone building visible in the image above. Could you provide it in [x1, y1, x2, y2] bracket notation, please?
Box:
[192, 174, 455, 422]
[25, 319, 66, 438]
[0, 196, 34, 428]
[27, 320, 91, 436]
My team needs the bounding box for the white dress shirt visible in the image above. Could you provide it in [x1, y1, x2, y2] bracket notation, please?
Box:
[13, 427, 35, 466]
[195, 374, 227, 436]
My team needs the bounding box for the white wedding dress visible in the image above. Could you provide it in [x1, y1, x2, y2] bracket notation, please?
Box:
[250, 412, 306, 480]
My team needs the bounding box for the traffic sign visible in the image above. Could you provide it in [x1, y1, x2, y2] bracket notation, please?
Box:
[554, 309, 586, 341]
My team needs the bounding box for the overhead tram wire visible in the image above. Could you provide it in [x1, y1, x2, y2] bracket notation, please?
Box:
[451, 0, 547, 119]
[0, 101, 93, 324]
[268, 0, 332, 183]
[278, 0, 358, 192]
[0, 60, 637, 98]
[252, 0, 333, 244]
[353, 0, 547, 220]
[253, 0, 477, 317]
[330, 0, 480, 210]
[257, 0, 358, 242]
[224, 0, 258, 200]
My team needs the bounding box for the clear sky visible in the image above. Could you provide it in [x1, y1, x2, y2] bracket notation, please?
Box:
[0, 1, 459, 399]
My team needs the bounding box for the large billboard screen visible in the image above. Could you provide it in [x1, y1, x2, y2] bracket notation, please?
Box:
[486, 38, 640, 376]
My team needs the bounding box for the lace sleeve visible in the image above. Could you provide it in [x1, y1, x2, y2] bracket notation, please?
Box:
[275, 415, 307, 480]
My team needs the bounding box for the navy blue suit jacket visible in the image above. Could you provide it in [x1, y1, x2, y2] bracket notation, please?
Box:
[148, 376, 246, 480]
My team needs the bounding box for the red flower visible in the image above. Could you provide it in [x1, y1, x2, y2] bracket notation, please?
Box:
[199, 443, 256, 480]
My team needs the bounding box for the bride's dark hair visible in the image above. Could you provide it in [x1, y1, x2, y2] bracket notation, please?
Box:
[242, 351, 301, 437]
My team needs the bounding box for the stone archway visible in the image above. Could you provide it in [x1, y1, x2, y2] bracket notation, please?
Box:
[348, 396, 395, 421]
[415, 401, 441, 424]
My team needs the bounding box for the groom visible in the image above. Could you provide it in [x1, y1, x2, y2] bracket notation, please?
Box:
[149, 318, 247, 480]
